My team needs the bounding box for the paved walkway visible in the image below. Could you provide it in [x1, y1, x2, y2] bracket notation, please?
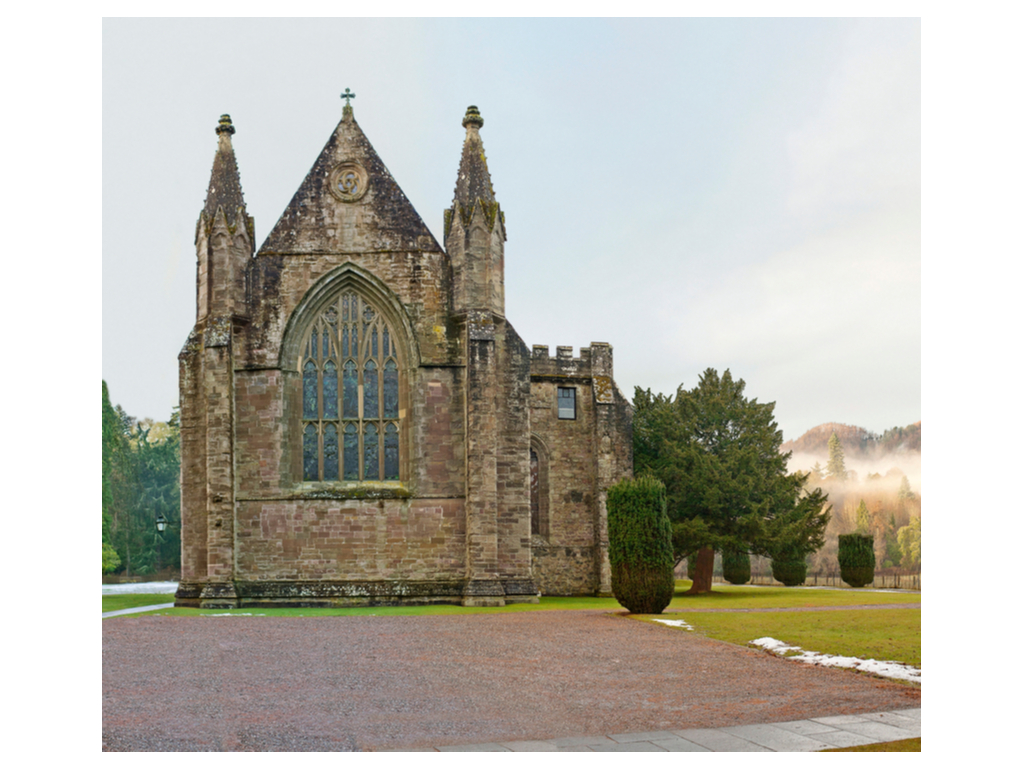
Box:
[102, 603, 175, 618]
[396, 708, 921, 752]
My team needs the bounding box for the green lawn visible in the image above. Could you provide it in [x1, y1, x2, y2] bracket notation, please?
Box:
[665, 582, 920, 611]
[644, 606, 920, 667]
[105, 594, 622, 618]
[103, 593, 177, 613]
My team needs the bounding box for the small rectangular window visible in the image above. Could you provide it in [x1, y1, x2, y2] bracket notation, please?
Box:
[557, 387, 576, 420]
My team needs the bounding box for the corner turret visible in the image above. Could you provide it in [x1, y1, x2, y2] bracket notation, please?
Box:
[195, 114, 253, 321]
[445, 106, 506, 316]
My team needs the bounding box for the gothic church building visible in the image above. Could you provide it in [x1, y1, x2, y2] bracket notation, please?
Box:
[175, 101, 632, 608]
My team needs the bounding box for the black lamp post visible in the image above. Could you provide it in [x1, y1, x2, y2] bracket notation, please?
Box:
[155, 514, 167, 574]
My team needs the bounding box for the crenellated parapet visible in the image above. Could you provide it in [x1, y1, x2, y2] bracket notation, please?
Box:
[530, 342, 613, 382]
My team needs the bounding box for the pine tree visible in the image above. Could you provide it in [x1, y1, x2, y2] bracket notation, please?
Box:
[826, 432, 847, 481]
[855, 499, 871, 534]
[897, 475, 916, 501]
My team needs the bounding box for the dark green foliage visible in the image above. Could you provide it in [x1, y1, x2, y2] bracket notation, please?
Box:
[607, 476, 675, 614]
[774, 557, 806, 585]
[102, 381, 181, 576]
[633, 370, 831, 567]
[722, 550, 751, 585]
[838, 534, 876, 588]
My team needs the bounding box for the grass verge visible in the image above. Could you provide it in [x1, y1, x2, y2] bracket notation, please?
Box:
[823, 737, 920, 751]
[103, 594, 177, 613]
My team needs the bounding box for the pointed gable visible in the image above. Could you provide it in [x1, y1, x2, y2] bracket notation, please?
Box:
[259, 105, 440, 255]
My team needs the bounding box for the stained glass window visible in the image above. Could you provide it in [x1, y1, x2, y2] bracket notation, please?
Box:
[323, 423, 339, 481]
[364, 423, 380, 480]
[384, 423, 399, 480]
[303, 361, 318, 419]
[299, 290, 401, 482]
[303, 424, 318, 481]
[344, 423, 359, 480]
[323, 361, 338, 419]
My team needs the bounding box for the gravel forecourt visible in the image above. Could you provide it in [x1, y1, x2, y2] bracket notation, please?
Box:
[102, 610, 920, 751]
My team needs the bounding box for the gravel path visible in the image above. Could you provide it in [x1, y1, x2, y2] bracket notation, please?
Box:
[102, 611, 920, 752]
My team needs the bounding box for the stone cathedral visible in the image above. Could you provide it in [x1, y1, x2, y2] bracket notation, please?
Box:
[175, 98, 632, 608]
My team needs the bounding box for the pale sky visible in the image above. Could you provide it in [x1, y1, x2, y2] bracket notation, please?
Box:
[102, 17, 921, 441]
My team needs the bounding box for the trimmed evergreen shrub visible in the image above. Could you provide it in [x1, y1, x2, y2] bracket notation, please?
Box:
[770, 557, 807, 586]
[722, 550, 751, 585]
[838, 533, 876, 588]
[607, 476, 675, 614]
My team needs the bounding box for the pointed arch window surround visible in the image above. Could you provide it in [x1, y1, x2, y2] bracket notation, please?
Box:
[300, 290, 401, 482]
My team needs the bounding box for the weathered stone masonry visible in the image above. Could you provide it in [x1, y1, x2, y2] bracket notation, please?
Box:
[176, 102, 631, 608]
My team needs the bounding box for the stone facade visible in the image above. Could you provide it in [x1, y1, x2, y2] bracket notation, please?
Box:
[175, 103, 632, 608]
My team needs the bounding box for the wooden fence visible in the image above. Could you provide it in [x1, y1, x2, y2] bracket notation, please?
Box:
[729, 572, 920, 590]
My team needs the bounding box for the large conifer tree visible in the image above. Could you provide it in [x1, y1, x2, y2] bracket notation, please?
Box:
[633, 369, 830, 593]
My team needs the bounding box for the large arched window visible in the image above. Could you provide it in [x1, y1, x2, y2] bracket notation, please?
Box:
[300, 290, 400, 482]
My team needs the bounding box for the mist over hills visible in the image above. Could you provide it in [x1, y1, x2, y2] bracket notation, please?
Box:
[781, 421, 921, 461]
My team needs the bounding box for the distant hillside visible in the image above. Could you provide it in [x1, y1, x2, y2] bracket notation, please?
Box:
[781, 421, 921, 460]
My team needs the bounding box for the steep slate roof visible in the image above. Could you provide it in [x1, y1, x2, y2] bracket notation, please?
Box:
[452, 105, 495, 206]
[202, 115, 247, 229]
[259, 105, 441, 254]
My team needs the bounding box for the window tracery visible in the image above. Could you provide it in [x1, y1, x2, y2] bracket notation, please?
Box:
[300, 291, 401, 482]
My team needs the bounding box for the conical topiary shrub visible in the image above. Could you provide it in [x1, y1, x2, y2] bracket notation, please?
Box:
[722, 550, 751, 585]
[607, 476, 675, 614]
[838, 533, 875, 588]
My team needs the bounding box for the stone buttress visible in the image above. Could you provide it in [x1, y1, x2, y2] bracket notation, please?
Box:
[177, 115, 253, 608]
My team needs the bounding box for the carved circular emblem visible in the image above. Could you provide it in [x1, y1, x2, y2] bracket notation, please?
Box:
[329, 162, 369, 202]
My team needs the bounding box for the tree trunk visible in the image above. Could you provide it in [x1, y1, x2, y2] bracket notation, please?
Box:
[687, 546, 714, 594]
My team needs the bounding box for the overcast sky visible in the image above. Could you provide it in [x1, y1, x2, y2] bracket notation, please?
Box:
[102, 17, 920, 441]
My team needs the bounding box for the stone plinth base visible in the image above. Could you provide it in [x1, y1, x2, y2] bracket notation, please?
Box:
[174, 578, 539, 608]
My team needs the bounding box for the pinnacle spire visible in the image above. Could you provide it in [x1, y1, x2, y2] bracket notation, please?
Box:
[453, 105, 495, 206]
[202, 114, 247, 227]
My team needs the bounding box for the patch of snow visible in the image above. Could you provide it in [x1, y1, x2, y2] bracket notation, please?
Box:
[750, 637, 921, 683]
[102, 581, 179, 595]
[652, 618, 694, 630]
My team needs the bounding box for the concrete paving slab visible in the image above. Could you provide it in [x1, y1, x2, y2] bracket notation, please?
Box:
[608, 730, 681, 743]
[811, 714, 871, 726]
[649, 738, 711, 752]
[838, 721, 918, 741]
[864, 710, 921, 729]
[772, 719, 840, 736]
[589, 741, 668, 752]
[547, 735, 616, 747]
[815, 730, 880, 749]
[723, 724, 833, 752]
[671, 728, 770, 752]
[500, 740, 561, 751]
[436, 743, 511, 752]
[894, 707, 921, 720]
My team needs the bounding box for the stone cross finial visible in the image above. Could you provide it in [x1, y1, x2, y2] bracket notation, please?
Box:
[341, 88, 356, 106]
